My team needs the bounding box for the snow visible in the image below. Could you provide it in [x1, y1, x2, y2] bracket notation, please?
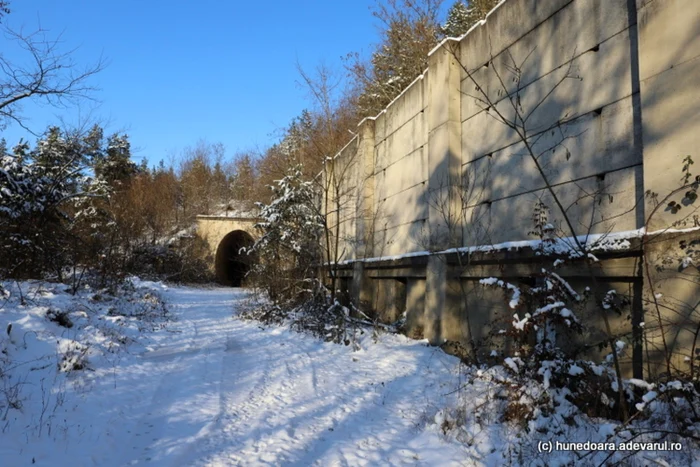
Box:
[503, 357, 520, 373]
[636, 391, 659, 411]
[356, 249, 431, 264]
[0, 281, 468, 466]
[512, 312, 530, 331]
[355, 65, 430, 130]
[2, 280, 698, 466]
[479, 277, 521, 308]
[627, 378, 654, 391]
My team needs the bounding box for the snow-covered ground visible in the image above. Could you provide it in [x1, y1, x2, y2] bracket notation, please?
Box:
[0, 281, 468, 466]
[1, 281, 698, 466]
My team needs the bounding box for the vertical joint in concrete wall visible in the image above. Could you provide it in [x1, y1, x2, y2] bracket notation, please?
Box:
[405, 279, 427, 338]
[626, 0, 646, 231]
[351, 261, 375, 315]
[425, 255, 447, 345]
[356, 119, 377, 259]
[427, 40, 464, 252]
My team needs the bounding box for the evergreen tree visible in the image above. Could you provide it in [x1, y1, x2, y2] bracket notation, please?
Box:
[442, 0, 472, 37]
[0, 126, 110, 278]
[95, 133, 138, 189]
[231, 154, 256, 202]
[441, 0, 501, 38]
[248, 164, 324, 304]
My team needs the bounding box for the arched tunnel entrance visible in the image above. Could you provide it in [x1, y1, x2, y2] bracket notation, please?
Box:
[215, 230, 256, 287]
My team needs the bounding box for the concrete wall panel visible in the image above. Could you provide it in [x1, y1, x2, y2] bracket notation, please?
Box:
[383, 77, 426, 138]
[457, 0, 572, 70]
[460, 0, 629, 119]
[381, 147, 428, 195]
[638, 0, 700, 81]
[382, 115, 426, 169]
[374, 112, 386, 143]
[461, 28, 635, 162]
[378, 182, 428, 227]
[464, 97, 642, 205]
[463, 165, 642, 245]
[375, 218, 428, 258]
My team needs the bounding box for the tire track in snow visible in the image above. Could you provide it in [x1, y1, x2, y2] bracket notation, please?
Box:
[103, 286, 467, 466]
[190, 338, 325, 465]
[118, 302, 220, 466]
[175, 331, 278, 465]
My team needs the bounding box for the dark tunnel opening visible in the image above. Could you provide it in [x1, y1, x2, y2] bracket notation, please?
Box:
[215, 230, 256, 287]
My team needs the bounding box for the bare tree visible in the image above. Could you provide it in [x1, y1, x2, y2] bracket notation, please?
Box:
[0, 2, 9, 22]
[295, 63, 360, 301]
[0, 25, 105, 132]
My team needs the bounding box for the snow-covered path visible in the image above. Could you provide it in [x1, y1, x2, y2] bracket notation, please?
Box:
[21, 285, 468, 466]
[5, 283, 699, 466]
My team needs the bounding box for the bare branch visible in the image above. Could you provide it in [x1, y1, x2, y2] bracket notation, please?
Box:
[0, 25, 105, 130]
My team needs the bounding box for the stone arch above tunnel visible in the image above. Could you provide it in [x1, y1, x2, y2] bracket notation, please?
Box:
[214, 230, 256, 287]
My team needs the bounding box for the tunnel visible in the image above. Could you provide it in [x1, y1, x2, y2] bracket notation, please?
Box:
[215, 230, 256, 287]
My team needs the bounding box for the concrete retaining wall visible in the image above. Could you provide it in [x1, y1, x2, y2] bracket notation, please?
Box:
[327, 0, 700, 378]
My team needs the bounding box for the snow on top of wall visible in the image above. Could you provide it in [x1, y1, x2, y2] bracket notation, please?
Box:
[427, 35, 463, 58]
[352, 249, 432, 264]
[202, 200, 259, 219]
[428, 0, 507, 56]
[336, 225, 700, 265]
[357, 67, 430, 129]
[326, 134, 360, 163]
[648, 225, 700, 236]
[335, 227, 659, 266]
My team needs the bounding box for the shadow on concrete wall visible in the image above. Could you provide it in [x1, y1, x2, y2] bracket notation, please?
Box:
[334, 0, 700, 380]
[366, 0, 698, 376]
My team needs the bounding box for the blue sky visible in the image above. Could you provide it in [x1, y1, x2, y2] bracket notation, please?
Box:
[1, 0, 398, 166]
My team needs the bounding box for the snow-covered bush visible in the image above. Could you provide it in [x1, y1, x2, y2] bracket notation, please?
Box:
[480, 255, 700, 430]
[479, 267, 614, 418]
[247, 164, 325, 306]
[242, 165, 371, 345]
[240, 289, 364, 350]
[433, 363, 700, 466]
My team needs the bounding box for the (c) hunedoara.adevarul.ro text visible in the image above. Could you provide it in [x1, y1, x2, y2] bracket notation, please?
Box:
[537, 440, 683, 453]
